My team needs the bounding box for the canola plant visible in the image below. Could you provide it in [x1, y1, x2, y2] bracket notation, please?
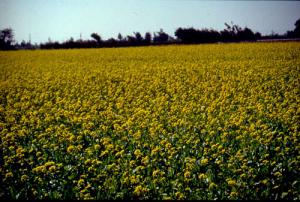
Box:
[0, 42, 299, 200]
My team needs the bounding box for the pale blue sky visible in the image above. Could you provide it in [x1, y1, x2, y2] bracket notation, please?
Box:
[0, 0, 300, 44]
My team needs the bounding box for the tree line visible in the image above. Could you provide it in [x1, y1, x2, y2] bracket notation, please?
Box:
[1, 19, 300, 50]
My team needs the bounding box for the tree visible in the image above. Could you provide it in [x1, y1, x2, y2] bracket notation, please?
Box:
[105, 38, 117, 47]
[294, 18, 300, 37]
[117, 33, 123, 41]
[221, 22, 241, 42]
[0, 28, 15, 50]
[153, 29, 169, 43]
[255, 32, 262, 39]
[237, 27, 256, 41]
[126, 35, 137, 46]
[175, 27, 196, 43]
[91, 33, 102, 45]
[286, 18, 300, 38]
[134, 32, 143, 44]
[144, 32, 152, 44]
[18, 39, 34, 49]
[175, 27, 220, 43]
[63, 37, 76, 49]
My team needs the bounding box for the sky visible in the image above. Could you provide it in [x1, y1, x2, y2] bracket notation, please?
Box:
[0, 0, 300, 44]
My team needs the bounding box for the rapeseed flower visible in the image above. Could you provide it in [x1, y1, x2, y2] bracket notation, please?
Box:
[1, 42, 299, 200]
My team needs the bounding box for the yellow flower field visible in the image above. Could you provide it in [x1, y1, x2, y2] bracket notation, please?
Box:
[0, 42, 299, 200]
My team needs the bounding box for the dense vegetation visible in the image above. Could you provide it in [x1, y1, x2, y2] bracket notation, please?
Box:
[0, 42, 299, 200]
